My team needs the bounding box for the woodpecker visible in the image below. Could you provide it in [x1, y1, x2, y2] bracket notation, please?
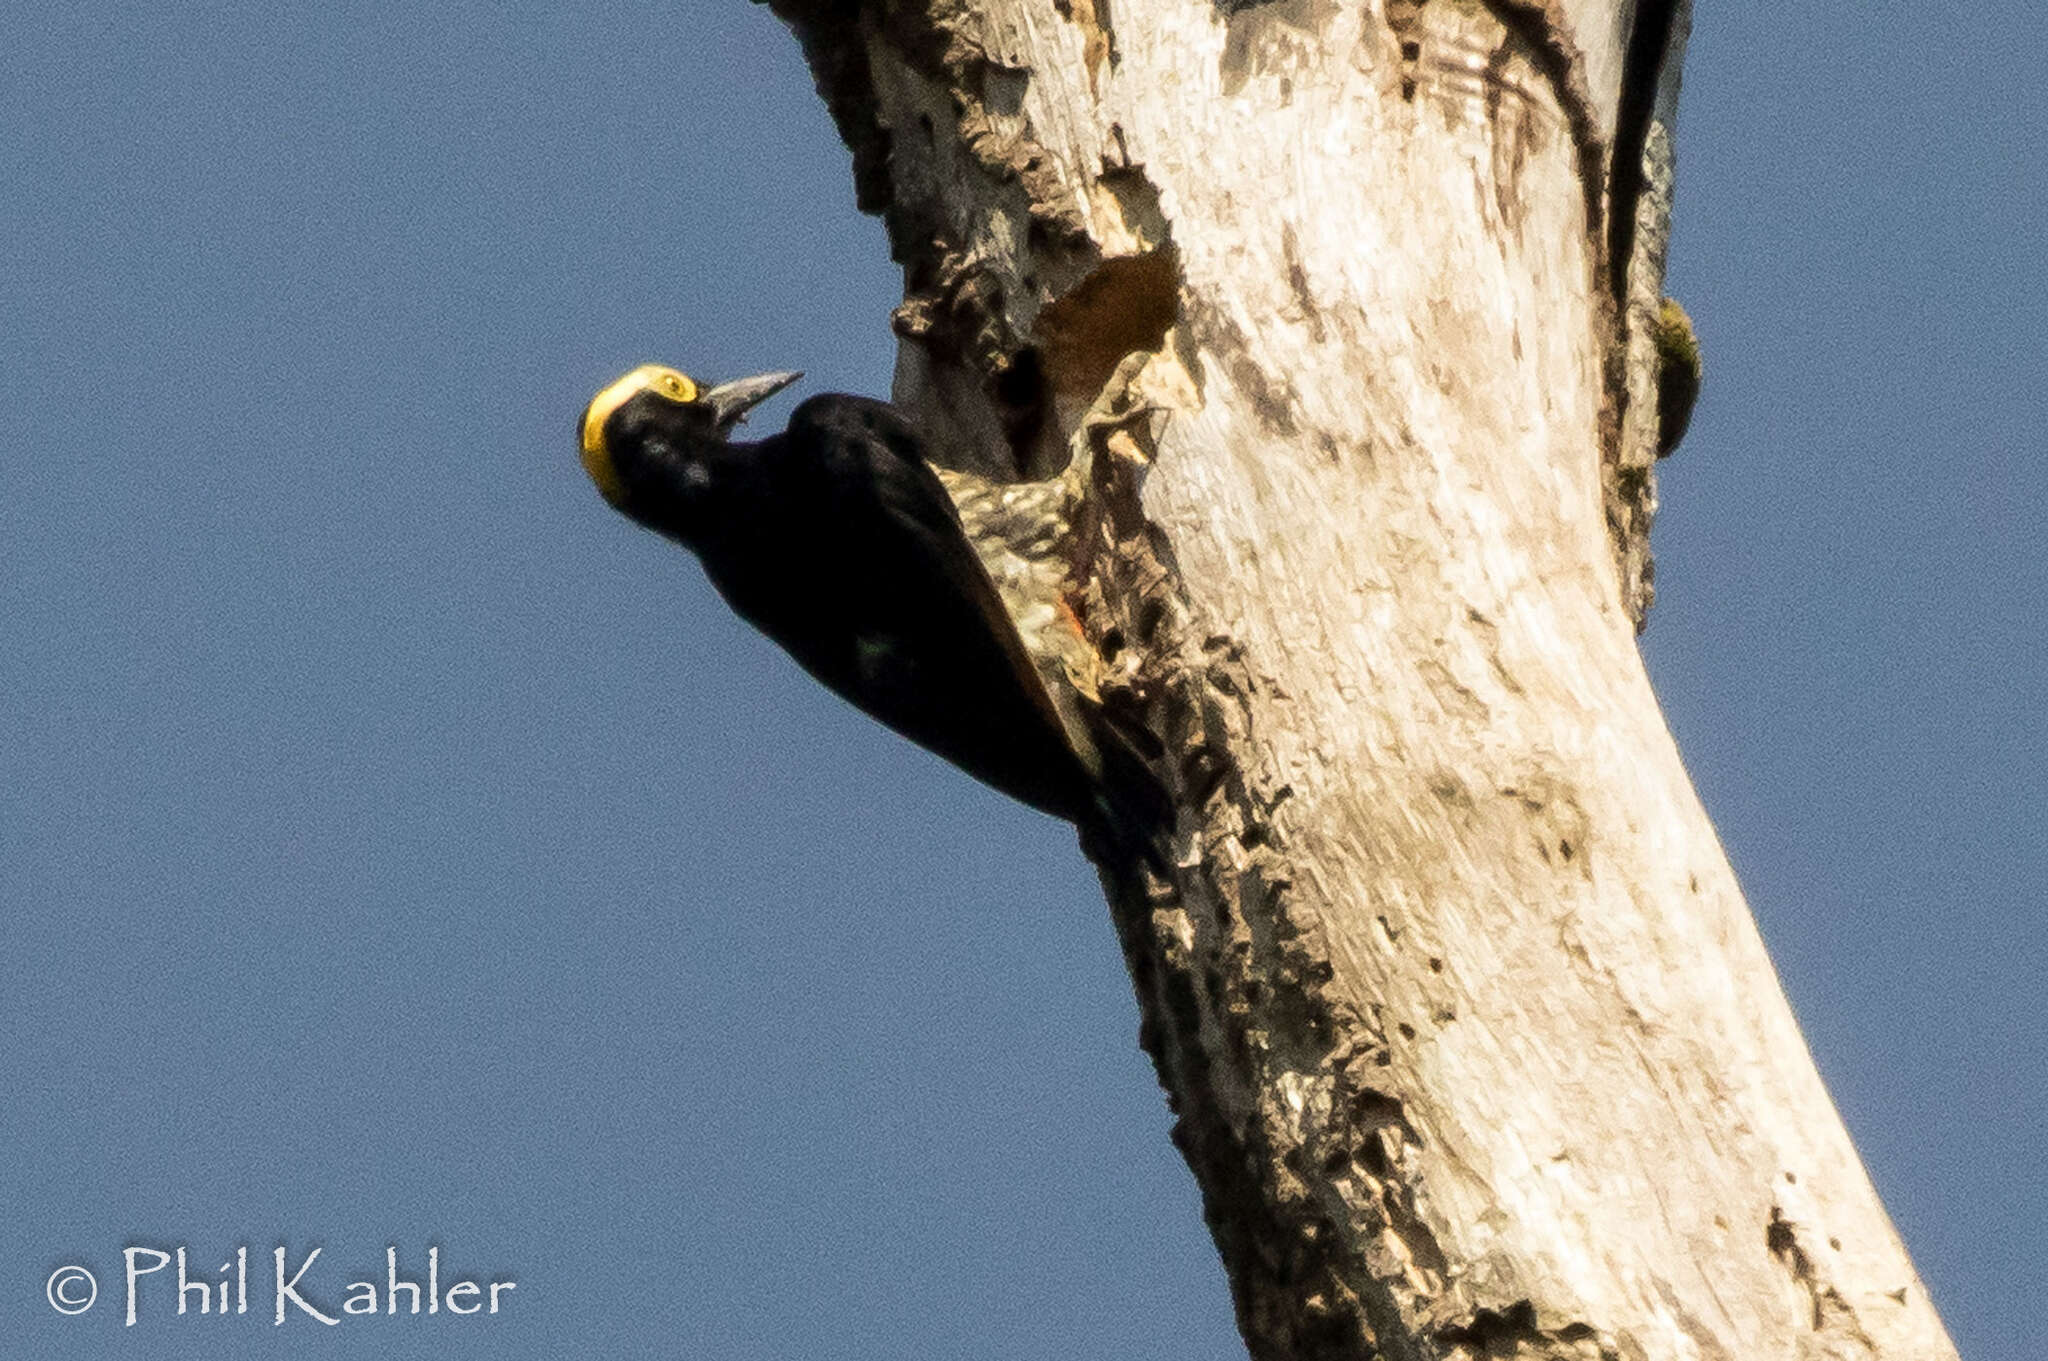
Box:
[1653, 297, 1702, 459]
[579, 364, 1165, 857]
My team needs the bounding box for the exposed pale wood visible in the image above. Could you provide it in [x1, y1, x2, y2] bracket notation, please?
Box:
[760, 0, 1960, 1355]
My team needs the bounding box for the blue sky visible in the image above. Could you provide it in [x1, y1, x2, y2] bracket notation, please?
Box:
[3, 2, 2039, 1357]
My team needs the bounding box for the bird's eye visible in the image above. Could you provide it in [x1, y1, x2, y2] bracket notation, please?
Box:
[658, 372, 697, 403]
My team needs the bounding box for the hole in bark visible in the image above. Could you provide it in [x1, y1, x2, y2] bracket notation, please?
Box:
[1133, 597, 1169, 649]
[1351, 1089, 1405, 1127]
[995, 346, 1043, 407]
[993, 347, 1048, 473]
[1436, 1301, 1543, 1355]
[1035, 246, 1181, 399]
[1767, 1216, 1797, 1256]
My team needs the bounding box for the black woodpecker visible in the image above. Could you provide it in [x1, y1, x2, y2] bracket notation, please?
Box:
[579, 364, 1165, 856]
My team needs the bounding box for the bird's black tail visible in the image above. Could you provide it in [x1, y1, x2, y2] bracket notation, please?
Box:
[1076, 713, 1174, 877]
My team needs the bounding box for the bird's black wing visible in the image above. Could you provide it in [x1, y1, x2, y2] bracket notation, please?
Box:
[776, 395, 1097, 822]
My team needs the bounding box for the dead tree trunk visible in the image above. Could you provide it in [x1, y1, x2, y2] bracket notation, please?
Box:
[759, 0, 1960, 1356]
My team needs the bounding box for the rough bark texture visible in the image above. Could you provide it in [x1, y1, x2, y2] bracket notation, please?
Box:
[757, 0, 1960, 1356]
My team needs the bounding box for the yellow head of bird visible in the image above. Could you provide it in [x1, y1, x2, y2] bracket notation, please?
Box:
[579, 364, 700, 506]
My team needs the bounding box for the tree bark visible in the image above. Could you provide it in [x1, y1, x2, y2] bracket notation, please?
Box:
[759, 0, 1960, 1356]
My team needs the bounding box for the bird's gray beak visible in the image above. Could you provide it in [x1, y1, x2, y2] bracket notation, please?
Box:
[703, 371, 802, 431]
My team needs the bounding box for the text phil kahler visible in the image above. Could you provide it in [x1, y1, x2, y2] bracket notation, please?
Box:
[121, 1245, 515, 1325]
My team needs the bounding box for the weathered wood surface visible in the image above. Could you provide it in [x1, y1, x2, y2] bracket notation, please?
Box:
[760, 0, 1960, 1355]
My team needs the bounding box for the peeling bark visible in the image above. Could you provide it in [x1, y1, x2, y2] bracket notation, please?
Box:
[753, 0, 1960, 1356]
